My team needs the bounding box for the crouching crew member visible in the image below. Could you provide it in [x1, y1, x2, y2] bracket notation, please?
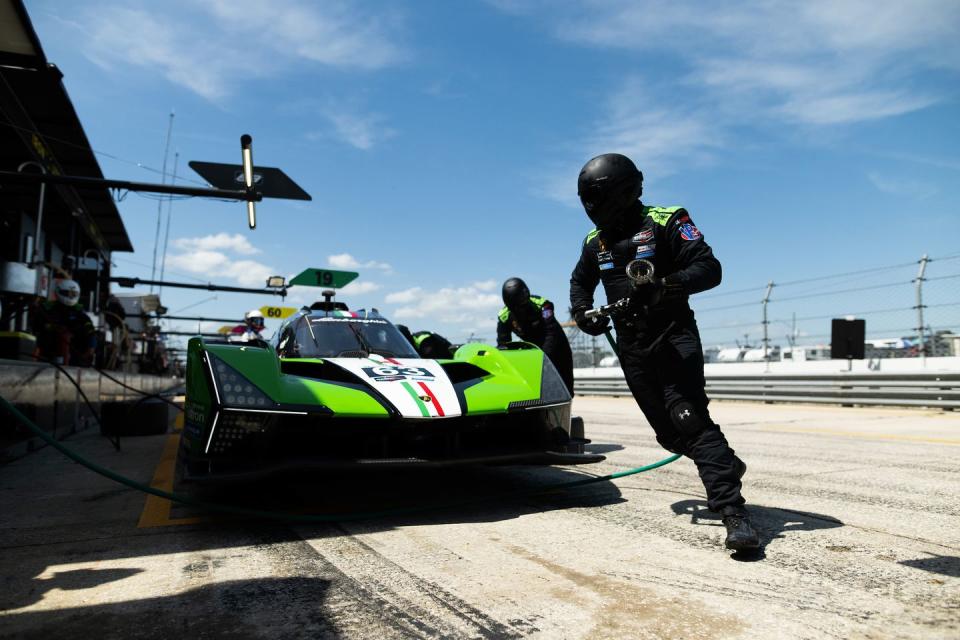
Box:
[411, 331, 456, 359]
[497, 277, 575, 396]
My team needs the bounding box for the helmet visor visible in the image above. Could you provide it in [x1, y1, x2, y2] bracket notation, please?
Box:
[579, 179, 638, 230]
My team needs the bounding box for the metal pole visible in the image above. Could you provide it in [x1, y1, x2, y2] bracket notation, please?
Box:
[915, 254, 929, 366]
[158, 151, 179, 297]
[0, 170, 262, 201]
[151, 111, 175, 291]
[153, 315, 240, 323]
[762, 281, 774, 366]
[17, 161, 47, 279]
[110, 276, 286, 296]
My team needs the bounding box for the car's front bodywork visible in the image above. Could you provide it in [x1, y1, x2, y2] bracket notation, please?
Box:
[179, 308, 601, 481]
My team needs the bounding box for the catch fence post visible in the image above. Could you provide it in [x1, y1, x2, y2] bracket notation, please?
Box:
[762, 281, 775, 370]
[915, 254, 929, 367]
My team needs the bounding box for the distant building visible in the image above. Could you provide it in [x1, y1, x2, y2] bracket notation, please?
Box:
[716, 347, 746, 362]
[780, 345, 831, 362]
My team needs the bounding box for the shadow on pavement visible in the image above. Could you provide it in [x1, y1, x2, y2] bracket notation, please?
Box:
[1, 568, 144, 611]
[0, 465, 622, 619]
[899, 554, 960, 578]
[669, 499, 844, 561]
[0, 465, 616, 637]
[172, 464, 623, 528]
[1, 576, 342, 639]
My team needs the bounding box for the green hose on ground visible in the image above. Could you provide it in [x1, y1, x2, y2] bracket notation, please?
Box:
[604, 330, 618, 355]
[0, 393, 680, 524]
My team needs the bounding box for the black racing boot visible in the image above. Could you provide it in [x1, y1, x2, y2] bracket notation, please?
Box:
[721, 506, 760, 551]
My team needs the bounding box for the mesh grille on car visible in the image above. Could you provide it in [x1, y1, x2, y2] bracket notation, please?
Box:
[508, 398, 544, 410]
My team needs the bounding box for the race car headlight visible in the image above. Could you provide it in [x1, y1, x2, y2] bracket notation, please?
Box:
[206, 354, 274, 408]
[539, 354, 572, 405]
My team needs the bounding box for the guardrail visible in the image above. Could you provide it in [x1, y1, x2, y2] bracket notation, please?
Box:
[574, 371, 960, 409]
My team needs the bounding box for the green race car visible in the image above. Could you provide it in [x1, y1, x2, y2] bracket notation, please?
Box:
[179, 303, 602, 481]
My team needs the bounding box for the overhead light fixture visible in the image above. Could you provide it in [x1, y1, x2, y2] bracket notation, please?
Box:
[241, 134, 256, 229]
[266, 275, 285, 289]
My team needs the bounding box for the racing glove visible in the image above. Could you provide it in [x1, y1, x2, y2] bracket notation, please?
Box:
[573, 307, 610, 336]
[648, 273, 686, 308]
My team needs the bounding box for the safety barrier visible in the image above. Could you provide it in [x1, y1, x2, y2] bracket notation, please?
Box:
[574, 370, 960, 409]
[0, 359, 183, 461]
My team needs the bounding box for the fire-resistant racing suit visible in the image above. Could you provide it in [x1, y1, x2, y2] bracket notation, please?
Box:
[497, 296, 575, 396]
[570, 204, 746, 512]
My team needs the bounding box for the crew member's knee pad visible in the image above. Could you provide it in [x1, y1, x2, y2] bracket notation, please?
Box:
[669, 401, 711, 440]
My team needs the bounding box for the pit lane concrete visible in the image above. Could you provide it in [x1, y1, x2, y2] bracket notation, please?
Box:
[1, 398, 958, 639]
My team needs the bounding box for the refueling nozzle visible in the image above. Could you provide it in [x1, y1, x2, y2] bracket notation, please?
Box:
[626, 259, 656, 287]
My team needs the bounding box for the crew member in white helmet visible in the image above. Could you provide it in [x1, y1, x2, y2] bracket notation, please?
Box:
[31, 279, 96, 365]
[228, 309, 266, 342]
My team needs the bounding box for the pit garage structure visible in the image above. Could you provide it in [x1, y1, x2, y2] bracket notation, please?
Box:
[0, 0, 167, 461]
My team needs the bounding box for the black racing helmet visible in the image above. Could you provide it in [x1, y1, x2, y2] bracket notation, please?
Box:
[577, 153, 643, 230]
[502, 277, 530, 310]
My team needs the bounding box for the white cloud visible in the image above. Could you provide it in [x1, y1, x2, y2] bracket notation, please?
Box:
[493, 0, 960, 199]
[339, 281, 381, 295]
[327, 253, 392, 271]
[173, 233, 260, 255]
[75, 0, 407, 100]
[387, 281, 502, 324]
[385, 287, 421, 304]
[587, 80, 724, 178]
[166, 235, 276, 288]
[322, 108, 397, 150]
[867, 172, 938, 199]
[547, 0, 958, 126]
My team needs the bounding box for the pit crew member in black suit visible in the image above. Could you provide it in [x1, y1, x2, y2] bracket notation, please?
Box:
[569, 153, 759, 551]
[497, 277, 575, 397]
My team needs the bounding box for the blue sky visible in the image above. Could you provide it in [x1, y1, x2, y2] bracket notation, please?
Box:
[28, 0, 960, 348]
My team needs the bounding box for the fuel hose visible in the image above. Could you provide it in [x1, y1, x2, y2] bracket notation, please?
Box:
[0, 393, 680, 524]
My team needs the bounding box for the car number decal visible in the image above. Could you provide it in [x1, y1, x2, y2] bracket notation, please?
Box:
[328, 357, 461, 418]
[361, 365, 434, 381]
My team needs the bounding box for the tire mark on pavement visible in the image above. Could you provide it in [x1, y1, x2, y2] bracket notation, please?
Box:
[253, 525, 450, 638]
[295, 523, 535, 639]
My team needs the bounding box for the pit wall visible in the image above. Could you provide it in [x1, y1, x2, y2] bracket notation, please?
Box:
[0, 359, 183, 462]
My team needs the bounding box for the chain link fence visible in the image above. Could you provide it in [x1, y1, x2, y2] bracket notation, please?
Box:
[567, 252, 960, 365]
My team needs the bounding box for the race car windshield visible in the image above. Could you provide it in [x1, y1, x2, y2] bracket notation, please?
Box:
[289, 317, 418, 359]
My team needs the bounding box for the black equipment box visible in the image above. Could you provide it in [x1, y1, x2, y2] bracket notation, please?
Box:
[831, 319, 865, 359]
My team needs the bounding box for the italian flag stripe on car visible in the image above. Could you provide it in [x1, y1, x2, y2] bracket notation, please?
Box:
[417, 381, 445, 417]
[400, 381, 430, 417]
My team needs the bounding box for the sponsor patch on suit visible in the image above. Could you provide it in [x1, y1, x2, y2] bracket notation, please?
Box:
[679, 223, 702, 241]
